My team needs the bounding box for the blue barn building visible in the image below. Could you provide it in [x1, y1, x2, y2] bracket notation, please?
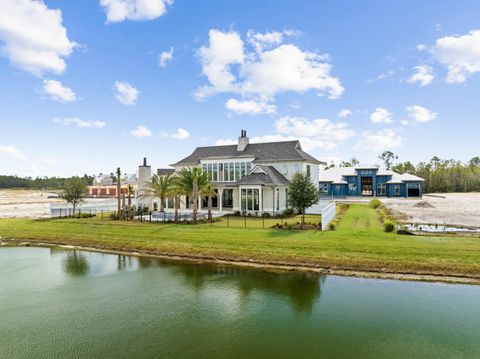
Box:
[318, 165, 424, 198]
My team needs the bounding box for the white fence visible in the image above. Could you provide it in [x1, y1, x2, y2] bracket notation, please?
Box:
[50, 199, 120, 217]
[321, 202, 336, 230]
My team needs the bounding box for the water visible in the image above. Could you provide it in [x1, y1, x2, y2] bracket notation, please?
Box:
[1, 247, 479, 358]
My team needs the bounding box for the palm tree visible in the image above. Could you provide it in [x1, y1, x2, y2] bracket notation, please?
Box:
[127, 184, 134, 216]
[176, 167, 209, 223]
[141, 174, 172, 212]
[200, 184, 216, 221]
[169, 176, 183, 222]
[116, 167, 122, 218]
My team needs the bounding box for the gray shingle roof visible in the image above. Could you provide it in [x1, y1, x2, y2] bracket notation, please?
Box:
[236, 165, 289, 186]
[172, 141, 321, 166]
[157, 168, 175, 176]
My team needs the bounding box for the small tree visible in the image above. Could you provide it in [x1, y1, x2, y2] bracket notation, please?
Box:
[200, 184, 216, 221]
[288, 172, 319, 226]
[61, 177, 88, 216]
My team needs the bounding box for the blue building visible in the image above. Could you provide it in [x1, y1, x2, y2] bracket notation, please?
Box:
[318, 165, 424, 198]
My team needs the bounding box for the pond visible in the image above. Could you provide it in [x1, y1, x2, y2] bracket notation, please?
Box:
[1, 247, 479, 358]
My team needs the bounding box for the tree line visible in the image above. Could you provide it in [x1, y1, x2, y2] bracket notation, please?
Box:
[0, 174, 94, 189]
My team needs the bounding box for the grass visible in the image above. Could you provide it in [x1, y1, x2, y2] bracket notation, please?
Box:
[0, 204, 479, 279]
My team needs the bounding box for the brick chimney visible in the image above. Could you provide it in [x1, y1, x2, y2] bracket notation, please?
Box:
[237, 130, 249, 151]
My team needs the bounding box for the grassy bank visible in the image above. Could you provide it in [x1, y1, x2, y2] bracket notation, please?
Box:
[0, 204, 479, 281]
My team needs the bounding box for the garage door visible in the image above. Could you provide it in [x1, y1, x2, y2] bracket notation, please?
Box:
[408, 188, 420, 197]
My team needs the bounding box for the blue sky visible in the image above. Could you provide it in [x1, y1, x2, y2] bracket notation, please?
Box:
[1, 0, 480, 176]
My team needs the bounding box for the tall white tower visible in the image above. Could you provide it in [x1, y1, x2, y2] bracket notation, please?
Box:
[137, 157, 152, 209]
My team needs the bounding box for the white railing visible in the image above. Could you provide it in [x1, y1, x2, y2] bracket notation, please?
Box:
[50, 199, 121, 217]
[321, 202, 336, 230]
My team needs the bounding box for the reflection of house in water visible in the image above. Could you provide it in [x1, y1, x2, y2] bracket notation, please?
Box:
[167, 263, 325, 313]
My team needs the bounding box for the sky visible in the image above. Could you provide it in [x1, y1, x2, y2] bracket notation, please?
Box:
[1, 0, 480, 177]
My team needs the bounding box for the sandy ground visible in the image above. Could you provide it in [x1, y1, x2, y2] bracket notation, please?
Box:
[0, 189, 116, 219]
[383, 193, 480, 227]
[0, 189, 62, 218]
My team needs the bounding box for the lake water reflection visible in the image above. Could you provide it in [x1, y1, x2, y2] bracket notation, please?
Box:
[1, 246, 479, 358]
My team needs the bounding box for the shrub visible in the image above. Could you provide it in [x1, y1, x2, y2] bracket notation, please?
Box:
[282, 208, 294, 217]
[384, 220, 395, 232]
[369, 199, 381, 209]
[328, 220, 337, 230]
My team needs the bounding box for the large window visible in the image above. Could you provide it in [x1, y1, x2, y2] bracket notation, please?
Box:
[202, 161, 253, 182]
[348, 183, 357, 193]
[377, 183, 386, 196]
[241, 188, 259, 211]
[222, 189, 233, 208]
[306, 165, 311, 177]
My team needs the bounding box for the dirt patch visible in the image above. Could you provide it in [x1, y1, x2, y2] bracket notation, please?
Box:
[0, 189, 62, 218]
[413, 201, 435, 208]
[383, 193, 480, 227]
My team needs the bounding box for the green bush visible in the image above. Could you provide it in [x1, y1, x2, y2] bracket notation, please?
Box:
[369, 199, 381, 209]
[282, 208, 294, 217]
[384, 220, 395, 232]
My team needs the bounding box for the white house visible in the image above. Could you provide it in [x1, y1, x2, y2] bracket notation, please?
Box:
[137, 130, 321, 214]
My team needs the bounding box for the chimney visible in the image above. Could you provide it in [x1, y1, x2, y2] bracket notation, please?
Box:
[237, 130, 249, 151]
[142, 157, 147, 166]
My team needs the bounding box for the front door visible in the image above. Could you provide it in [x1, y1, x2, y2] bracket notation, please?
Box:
[361, 177, 373, 196]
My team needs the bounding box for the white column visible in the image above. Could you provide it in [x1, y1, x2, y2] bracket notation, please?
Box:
[219, 188, 223, 212]
[259, 187, 263, 212]
[198, 195, 202, 211]
[239, 187, 242, 211]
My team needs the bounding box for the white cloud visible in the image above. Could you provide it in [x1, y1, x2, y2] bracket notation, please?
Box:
[53, 117, 106, 128]
[114, 81, 139, 105]
[247, 30, 283, 53]
[41, 157, 58, 166]
[216, 116, 354, 151]
[170, 128, 190, 140]
[370, 107, 393, 124]
[290, 100, 301, 109]
[406, 105, 437, 123]
[41, 80, 76, 102]
[100, 0, 173, 23]
[338, 109, 352, 119]
[196, 29, 343, 114]
[225, 98, 276, 115]
[400, 119, 410, 126]
[160, 128, 190, 140]
[355, 129, 403, 152]
[130, 125, 152, 138]
[158, 47, 173, 68]
[0, 0, 77, 76]
[366, 69, 395, 83]
[407, 65, 434, 87]
[416, 44, 427, 51]
[432, 29, 480, 83]
[0, 145, 27, 160]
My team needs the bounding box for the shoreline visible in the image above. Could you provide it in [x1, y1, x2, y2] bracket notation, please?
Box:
[2, 239, 479, 285]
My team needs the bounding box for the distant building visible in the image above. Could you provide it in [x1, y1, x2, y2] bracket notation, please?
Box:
[318, 165, 424, 198]
[88, 173, 137, 197]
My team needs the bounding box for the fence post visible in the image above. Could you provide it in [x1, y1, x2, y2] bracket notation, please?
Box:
[244, 214, 246, 228]
[101, 210, 103, 220]
[262, 215, 264, 228]
[163, 211, 166, 223]
[149, 212, 152, 223]
[227, 213, 229, 227]
[60, 208, 62, 218]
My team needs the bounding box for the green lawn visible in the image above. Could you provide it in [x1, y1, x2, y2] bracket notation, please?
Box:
[0, 204, 479, 279]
